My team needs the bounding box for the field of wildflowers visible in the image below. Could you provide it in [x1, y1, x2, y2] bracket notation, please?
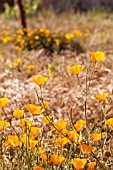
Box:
[0, 11, 113, 170]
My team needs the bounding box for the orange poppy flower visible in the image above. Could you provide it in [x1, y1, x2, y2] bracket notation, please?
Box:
[30, 127, 41, 139]
[13, 110, 24, 119]
[87, 162, 96, 170]
[90, 132, 106, 141]
[69, 64, 84, 75]
[42, 102, 49, 109]
[31, 76, 48, 87]
[79, 137, 85, 144]
[74, 120, 86, 131]
[26, 64, 35, 72]
[0, 98, 9, 108]
[26, 104, 43, 115]
[78, 144, 96, 154]
[33, 166, 45, 170]
[96, 93, 108, 101]
[52, 120, 68, 131]
[37, 147, 46, 154]
[49, 155, 66, 165]
[71, 158, 87, 169]
[90, 51, 106, 63]
[40, 154, 47, 162]
[66, 130, 79, 143]
[54, 137, 70, 147]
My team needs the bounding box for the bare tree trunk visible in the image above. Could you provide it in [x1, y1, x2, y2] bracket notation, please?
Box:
[17, 0, 27, 29]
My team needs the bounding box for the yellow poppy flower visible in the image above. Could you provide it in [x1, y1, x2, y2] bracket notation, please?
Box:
[31, 76, 48, 87]
[18, 119, 32, 129]
[96, 93, 108, 101]
[65, 33, 74, 41]
[78, 144, 96, 154]
[4, 135, 20, 148]
[0, 55, 2, 60]
[13, 58, 22, 67]
[90, 51, 106, 63]
[34, 35, 39, 40]
[55, 39, 60, 46]
[29, 139, 38, 148]
[71, 158, 87, 169]
[69, 64, 84, 75]
[26, 104, 43, 115]
[42, 116, 52, 124]
[13, 110, 24, 119]
[20, 134, 27, 145]
[0, 98, 9, 108]
[0, 120, 10, 130]
[106, 118, 113, 130]
[73, 30, 83, 37]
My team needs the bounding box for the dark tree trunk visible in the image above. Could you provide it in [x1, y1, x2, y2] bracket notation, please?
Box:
[17, 0, 27, 29]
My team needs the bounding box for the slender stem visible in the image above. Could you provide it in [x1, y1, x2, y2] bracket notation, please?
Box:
[84, 69, 89, 134]
[70, 108, 79, 133]
[77, 75, 82, 88]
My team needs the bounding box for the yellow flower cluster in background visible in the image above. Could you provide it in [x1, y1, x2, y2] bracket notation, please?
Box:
[0, 26, 87, 53]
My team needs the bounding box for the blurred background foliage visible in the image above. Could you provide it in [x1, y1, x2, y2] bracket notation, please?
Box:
[1, 0, 113, 18]
[1, 0, 42, 18]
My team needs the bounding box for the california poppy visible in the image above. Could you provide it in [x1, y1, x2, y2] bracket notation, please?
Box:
[90, 51, 106, 63]
[96, 93, 108, 101]
[13, 110, 24, 119]
[71, 158, 87, 169]
[0, 98, 9, 108]
[31, 76, 48, 87]
[69, 64, 84, 75]
[26, 104, 43, 115]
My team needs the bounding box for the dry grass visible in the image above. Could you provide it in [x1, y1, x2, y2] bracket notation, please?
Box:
[0, 10, 113, 169]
